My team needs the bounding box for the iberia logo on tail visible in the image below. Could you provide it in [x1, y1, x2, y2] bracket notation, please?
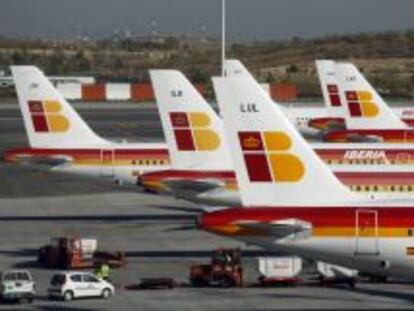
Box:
[239, 131, 305, 182]
[28, 100, 70, 132]
[345, 91, 379, 118]
[169, 112, 220, 151]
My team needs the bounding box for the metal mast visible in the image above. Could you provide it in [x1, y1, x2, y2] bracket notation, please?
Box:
[221, 0, 226, 77]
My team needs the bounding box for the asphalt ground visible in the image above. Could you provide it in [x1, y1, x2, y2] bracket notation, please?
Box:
[1, 102, 414, 310]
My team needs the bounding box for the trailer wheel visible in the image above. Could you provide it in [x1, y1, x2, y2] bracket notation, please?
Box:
[220, 277, 235, 288]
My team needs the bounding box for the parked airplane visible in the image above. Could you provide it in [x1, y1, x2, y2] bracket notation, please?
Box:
[142, 65, 414, 207]
[199, 75, 414, 280]
[312, 60, 414, 143]
[224, 59, 414, 190]
[143, 70, 235, 205]
[4, 66, 170, 183]
[229, 60, 414, 133]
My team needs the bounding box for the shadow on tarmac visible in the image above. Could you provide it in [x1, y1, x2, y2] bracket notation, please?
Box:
[0, 296, 94, 311]
[125, 249, 276, 258]
[1, 248, 275, 262]
[37, 306, 96, 311]
[240, 310, 414, 311]
[0, 214, 197, 222]
[335, 285, 414, 304]
[0, 248, 37, 257]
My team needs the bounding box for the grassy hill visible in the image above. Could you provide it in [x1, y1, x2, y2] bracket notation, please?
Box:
[230, 31, 414, 97]
[0, 30, 413, 98]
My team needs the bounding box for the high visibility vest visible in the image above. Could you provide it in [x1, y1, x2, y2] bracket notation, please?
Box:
[101, 264, 110, 277]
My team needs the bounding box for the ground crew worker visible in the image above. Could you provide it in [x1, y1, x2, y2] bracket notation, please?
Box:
[101, 263, 110, 281]
[94, 266, 103, 279]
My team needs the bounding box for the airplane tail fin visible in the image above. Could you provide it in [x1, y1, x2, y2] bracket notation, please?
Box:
[11, 66, 106, 148]
[223, 59, 254, 79]
[335, 63, 407, 129]
[150, 70, 232, 170]
[315, 60, 344, 117]
[223, 59, 293, 116]
[213, 75, 357, 206]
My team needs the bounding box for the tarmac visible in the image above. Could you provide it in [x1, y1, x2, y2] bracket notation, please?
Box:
[1, 102, 414, 310]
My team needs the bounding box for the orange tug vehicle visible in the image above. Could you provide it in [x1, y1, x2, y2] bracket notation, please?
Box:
[38, 236, 127, 269]
[189, 249, 243, 287]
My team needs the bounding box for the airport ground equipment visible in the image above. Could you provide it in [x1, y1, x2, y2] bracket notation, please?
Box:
[189, 248, 243, 287]
[358, 272, 388, 283]
[0, 270, 35, 302]
[316, 261, 358, 287]
[257, 257, 302, 286]
[38, 236, 126, 269]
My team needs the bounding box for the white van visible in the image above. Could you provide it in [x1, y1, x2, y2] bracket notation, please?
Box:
[48, 272, 114, 301]
[0, 270, 35, 302]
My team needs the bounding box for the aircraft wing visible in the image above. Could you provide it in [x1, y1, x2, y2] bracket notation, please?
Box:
[323, 131, 383, 143]
[12, 154, 73, 168]
[346, 134, 383, 143]
[163, 178, 225, 193]
[233, 218, 312, 240]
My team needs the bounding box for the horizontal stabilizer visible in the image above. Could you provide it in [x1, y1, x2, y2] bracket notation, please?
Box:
[234, 218, 312, 239]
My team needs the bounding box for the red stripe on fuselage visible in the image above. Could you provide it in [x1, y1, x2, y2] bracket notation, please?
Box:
[325, 129, 414, 143]
[308, 118, 414, 131]
[200, 207, 414, 229]
[140, 169, 414, 187]
[3, 147, 169, 162]
[335, 172, 414, 185]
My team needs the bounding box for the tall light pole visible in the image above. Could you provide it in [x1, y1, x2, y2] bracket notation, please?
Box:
[221, 0, 226, 77]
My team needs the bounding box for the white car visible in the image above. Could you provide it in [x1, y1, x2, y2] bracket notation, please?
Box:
[48, 272, 114, 301]
[0, 270, 35, 302]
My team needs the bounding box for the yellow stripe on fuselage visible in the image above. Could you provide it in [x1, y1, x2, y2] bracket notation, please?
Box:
[205, 225, 413, 238]
[314, 227, 411, 237]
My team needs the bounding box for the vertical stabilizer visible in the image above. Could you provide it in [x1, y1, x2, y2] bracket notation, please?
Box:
[150, 70, 232, 170]
[12, 66, 106, 148]
[213, 76, 357, 206]
[335, 63, 407, 130]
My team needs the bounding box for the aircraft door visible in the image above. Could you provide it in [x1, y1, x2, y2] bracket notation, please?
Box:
[100, 149, 115, 177]
[355, 209, 379, 255]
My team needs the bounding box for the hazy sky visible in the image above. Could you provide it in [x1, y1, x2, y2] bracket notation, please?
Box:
[1, 0, 414, 41]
